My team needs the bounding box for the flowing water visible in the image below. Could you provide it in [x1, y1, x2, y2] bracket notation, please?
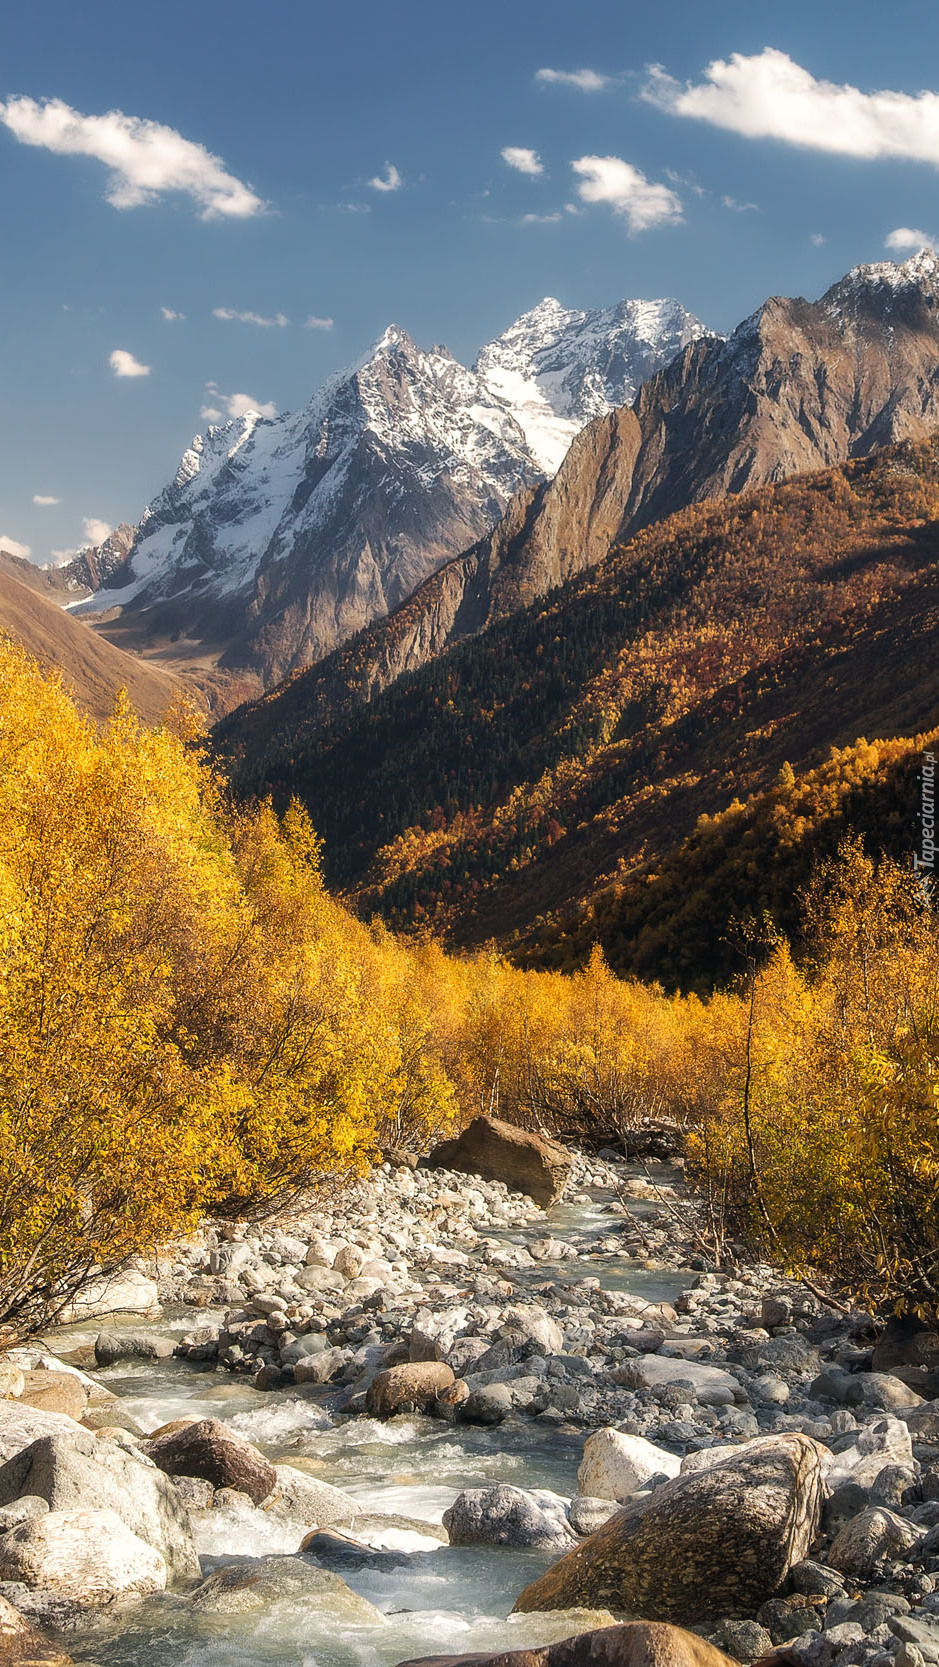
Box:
[50, 1175, 693, 1667]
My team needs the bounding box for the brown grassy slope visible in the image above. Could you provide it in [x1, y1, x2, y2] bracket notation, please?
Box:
[0, 569, 181, 725]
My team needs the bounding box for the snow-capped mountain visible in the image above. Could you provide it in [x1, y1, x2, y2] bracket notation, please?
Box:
[475, 296, 709, 473]
[81, 296, 710, 697]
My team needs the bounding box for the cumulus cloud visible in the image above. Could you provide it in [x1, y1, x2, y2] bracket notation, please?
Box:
[0, 534, 31, 559]
[501, 146, 544, 176]
[643, 49, 939, 168]
[110, 348, 150, 377]
[161, 306, 185, 320]
[0, 96, 264, 217]
[304, 314, 334, 330]
[571, 155, 683, 232]
[536, 68, 610, 92]
[201, 386, 277, 421]
[82, 517, 112, 546]
[885, 225, 939, 251]
[212, 306, 290, 327]
[368, 161, 402, 192]
[32, 494, 59, 506]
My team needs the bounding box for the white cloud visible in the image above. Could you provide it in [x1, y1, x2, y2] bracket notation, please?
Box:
[161, 306, 185, 320]
[885, 225, 939, 251]
[368, 161, 402, 192]
[521, 211, 562, 224]
[0, 96, 264, 217]
[82, 517, 112, 546]
[501, 146, 544, 176]
[109, 348, 150, 378]
[644, 49, 939, 169]
[0, 534, 31, 559]
[810, 232, 826, 246]
[721, 193, 759, 212]
[536, 68, 610, 92]
[212, 306, 290, 327]
[201, 389, 277, 421]
[571, 154, 683, 233]
[32, 493, 59, 506]
[304, 314, 334, 330]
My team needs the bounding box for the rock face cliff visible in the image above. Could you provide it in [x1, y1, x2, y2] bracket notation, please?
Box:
[241, 249, 939, 731]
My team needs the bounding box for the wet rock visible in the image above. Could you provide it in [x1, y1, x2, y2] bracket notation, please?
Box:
[147, 1418, 276, 1506]
[0, 1508, 165, 1607]
[827, 1507, 921, 1577]
[577, 1431, 681, 1502]
[365, 1363, 455, 1419]
[0, 1429, 198, 1581]
[443, 1486, 576, 1550]
[0, 1592, 75, 1663]
[294, 1349, 348, 1386]
[396, 1620, 743, 1667]
[80, 1405, 145, 1437]
[189, 1555, 384, 1621]
[463, 1384, 514, 1425]
[426, 1116, 572, 1208]
[262, 1464, 361, 1528]
[299, 1527, 416, 1571]
[512, 1434, 825, 1623]
[93, 1333, 175, 1368]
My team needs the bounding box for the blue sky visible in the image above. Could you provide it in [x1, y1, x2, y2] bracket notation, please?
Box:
[4, 0, 939, 562]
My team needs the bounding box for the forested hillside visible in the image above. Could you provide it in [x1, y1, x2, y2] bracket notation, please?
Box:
[218, 437, 939, 983]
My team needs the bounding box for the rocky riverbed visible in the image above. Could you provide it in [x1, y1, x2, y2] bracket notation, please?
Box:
[2, 1130, 939, 1667]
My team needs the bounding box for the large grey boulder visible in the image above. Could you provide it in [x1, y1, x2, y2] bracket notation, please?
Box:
[427, 1116, 572, 1207]
[512, 1434, 825, 1623]
[614, 1356, 744, 1407]
[578, 1431, 681, 1502]
[146, 1418, 276, 1506]
[0, 1408, 82, 1468]
[0, 1430, 198, 1581]
[0, 1508, 165, 1608]
[443, 1485, 575, 1550]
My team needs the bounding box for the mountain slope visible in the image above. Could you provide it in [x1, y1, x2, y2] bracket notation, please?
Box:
[227, 250, 939, 734]
[0, 568, 179, 725]
[216, 434, 939, 961]
[77, 297, 707, 702]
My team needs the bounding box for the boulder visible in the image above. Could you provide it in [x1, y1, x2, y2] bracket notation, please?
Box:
[395, 1621, 742, 1667]
[443, 1486, 576, 1550]
[0, 1409, 80, 1468]
[427, 1116, 572, 1208]
[0, 1592, 75, 1663]
[13, 1376, 85, 1425]
[0, 1508, 165, 1607]
[827, 1507, 921, 1578]
[569, 1498, 621, 1536]
[826, 1415, 914, 1489]
[0, 1429, 198, 1581]
[189, 1555, 383, 1621]
[58, 1271, 160, 1323]
[613, 1356, 744, 1407]
[503, 1306, 565, 1355]
[463, 1383, 513, 1425]
[578, 1432, 681, 1502]
[93, 1333, 175, 1367]
[146, 1418, 276, 1506]
[512, 1434, 825, 1623]
[262, 1465, 362, 1528]
[365, 1363, 454, 1419]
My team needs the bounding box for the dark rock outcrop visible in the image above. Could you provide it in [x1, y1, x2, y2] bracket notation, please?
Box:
[427, 1115, 571, 1207]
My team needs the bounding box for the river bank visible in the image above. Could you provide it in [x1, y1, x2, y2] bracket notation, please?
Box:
[0, 1141, 937, 1667]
